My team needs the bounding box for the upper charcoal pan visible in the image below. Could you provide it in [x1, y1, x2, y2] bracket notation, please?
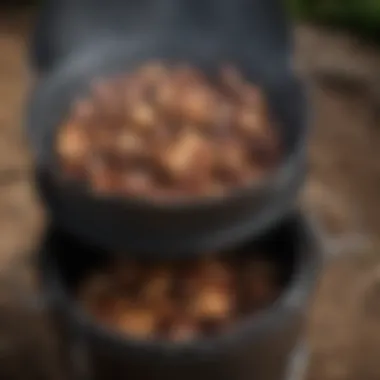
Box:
[27, 0, 308, 259]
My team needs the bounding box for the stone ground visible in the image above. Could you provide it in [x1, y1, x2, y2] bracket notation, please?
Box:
[1, 9, 380, 380]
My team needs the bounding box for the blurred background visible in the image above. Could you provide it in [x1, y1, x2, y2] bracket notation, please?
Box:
[0, 1, 380, 379]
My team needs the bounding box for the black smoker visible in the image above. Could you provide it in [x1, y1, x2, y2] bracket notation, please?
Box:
[28, 0, 321, 379]
[38, 213, 322, 380]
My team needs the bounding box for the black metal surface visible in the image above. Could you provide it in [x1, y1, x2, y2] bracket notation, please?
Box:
[38, 212, 322, 380]
[28, 0, 306, 257]
[27, 35, 308, 258]
[31, 0, 293, 75]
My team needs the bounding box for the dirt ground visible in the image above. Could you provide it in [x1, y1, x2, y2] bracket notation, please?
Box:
[0, 9, 380, 380]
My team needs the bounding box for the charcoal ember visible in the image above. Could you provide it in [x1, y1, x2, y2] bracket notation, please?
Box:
[158, 130, 214, 191]
[79, 254, 280, 341]
[168, 319, 199, 342]
[115, 307, 156, 339]
[57, 62, 281, 199]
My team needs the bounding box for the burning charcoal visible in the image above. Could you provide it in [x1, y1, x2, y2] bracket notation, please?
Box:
[190, 285, 233, 320]
[197, 260, 233, 288]
[213, 140, 251, 183]
[179, 85, 217, 125]
[236, 107, 262, 136]
[136, 61, 168, 85]
[79, 253, 280, 342]
[115, 307, 156, 339]
[113, 131, 145, 157]
[140, 267, 172, 304]
[155, 81, 179, 113]
[129, 102, 156, 131]
[57, 122, 89, 167]
[88, 157, 123, 194]
[57, 62, 281, 199]
[159, 130, 213, 188]
[168, 319, 198, 342]
[121, 170, 152, 195]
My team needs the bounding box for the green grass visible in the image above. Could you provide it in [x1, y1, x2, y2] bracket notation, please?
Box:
[289, 0, 380, 43]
